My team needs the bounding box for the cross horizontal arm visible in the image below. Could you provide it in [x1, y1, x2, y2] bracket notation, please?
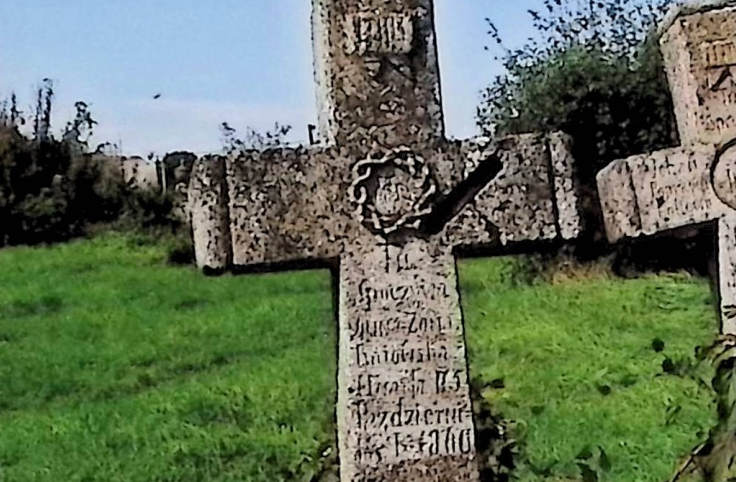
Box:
[226, 146, 357, 267]
[596, 143, 725, 242]
[440, 132, 581, 249]
[189, 133, 582, 272]
[188, 147, 358, 271]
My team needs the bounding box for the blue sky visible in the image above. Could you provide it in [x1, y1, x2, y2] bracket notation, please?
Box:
[0, 0, 543, 156]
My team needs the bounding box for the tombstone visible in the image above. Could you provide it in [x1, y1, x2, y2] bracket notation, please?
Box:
[188, 155, 231, 271]
[121, 156, 161, 193]
[189, 1, 582, 480]
[597, 0, 736, 333]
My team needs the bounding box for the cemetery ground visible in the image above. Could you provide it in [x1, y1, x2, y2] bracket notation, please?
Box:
[0, 233, 721, 482]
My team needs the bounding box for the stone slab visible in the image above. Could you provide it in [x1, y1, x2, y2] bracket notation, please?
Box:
[443, 133, 580, 247]
[719, 214, 736, 333]
[549, 132, 582, 241]
[188, 156, 231, 271]
[225, 146, 353, 266]
[596, 143, 727, 242]
[121, 156, 160, 192]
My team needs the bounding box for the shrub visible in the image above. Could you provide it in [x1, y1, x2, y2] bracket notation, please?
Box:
[0, 82, 185, 248]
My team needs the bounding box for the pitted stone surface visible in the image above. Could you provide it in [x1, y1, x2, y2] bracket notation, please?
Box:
[549, 132, 581, 240]
[226, 146, 353, 266]
[219, 135, 580, 270]
[597, 143, 726, 242]
[190, 1, 583, 480]
[660, 0, 736, 146]
[713, 139, 736, 209]
[338, 238, 476, 481]
[597, 159, 641, 242]
[443, 134, 578, 248]
[188, 156, 231, 271]
[719, 215, 736, 333]
[312, 0, 444, 148]
[598, 2, 736, 335]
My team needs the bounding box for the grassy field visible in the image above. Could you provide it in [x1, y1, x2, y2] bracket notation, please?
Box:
[0, 234, 719, 482]
[462, 260, 717, 481]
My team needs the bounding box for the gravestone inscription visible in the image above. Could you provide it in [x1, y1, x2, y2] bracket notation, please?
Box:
[661, 0, 736, 146]
[189, 1, 582, 481]
[597, 0, 736, 333]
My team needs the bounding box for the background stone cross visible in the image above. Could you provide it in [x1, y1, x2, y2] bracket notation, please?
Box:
[597, 0, 736, 334]
[188, 1, 581, 481]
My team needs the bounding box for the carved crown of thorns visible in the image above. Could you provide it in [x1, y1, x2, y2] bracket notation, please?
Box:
[349, 147, 438, 236]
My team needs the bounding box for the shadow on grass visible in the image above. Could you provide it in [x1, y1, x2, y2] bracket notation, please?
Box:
[0, 295, 65, 319]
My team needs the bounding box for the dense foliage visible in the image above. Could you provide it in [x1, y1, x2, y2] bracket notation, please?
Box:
[0, 81, 182, 247]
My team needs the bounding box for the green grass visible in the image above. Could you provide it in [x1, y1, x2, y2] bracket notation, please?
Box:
[461, 260, 718, 482]
[0, 234, 720, 481]
[0, 234, 336, 482]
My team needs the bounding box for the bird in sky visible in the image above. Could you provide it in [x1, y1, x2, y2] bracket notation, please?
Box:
[153, 93, 162, 99]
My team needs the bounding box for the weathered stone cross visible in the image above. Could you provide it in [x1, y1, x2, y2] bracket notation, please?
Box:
[597, 1, 736, 333]
[188, 1, 581, 480]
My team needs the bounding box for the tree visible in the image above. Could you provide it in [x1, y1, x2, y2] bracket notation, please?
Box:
[0, 83, 131, 245]
[62, 101, 98, 153]
[0, 93, 24, 129]
[479, 0, 678, 257]
[33, 78, 54, 144]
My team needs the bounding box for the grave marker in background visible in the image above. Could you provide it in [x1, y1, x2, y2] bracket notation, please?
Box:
[121, 156, 160, 192]
[597, 0, 736, 333]
[189, 1, 582, 480]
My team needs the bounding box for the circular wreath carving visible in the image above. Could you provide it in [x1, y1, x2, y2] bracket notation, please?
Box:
[713, 138, 736, 212]
[349, 147, 438, 236]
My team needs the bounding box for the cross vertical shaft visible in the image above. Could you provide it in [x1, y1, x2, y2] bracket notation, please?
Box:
[338, 240, 477, 481]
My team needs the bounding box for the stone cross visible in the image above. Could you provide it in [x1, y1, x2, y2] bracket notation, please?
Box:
[188, 1, 582, 481]
[597, 0, 736, 334]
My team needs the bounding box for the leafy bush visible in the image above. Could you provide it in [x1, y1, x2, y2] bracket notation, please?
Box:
[670, 335, 736, 482]
[0, 81, 183, 247]
[480, 0, 673, 251]
[67, 153, 126, 224]
[0, 126, 76, 245]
